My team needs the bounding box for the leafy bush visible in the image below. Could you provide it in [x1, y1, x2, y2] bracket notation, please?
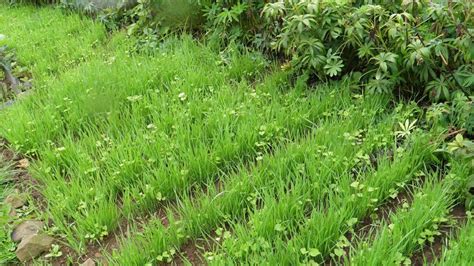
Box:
[427, 93, 474, 135]
[260, 0, 473, 101]
[201, 0, 266, 47]
[100, 0, 209, 50]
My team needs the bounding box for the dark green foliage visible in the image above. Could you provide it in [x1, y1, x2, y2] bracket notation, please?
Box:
[259, 1, 473, 101]
[99, 0, 208, 50]
[202, 1, 267, 48]
[426, 94, 474, 134]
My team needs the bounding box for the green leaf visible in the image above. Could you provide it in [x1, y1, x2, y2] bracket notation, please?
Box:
[274, 223, 285, 232]
[300, 247, 308, 255]
[309, 248, 321, 257]
[334, 248, 345, 257]
[346, 217, 358, 227]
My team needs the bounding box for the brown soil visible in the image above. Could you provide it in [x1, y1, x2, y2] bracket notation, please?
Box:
[173, 238, 209, 266]
[1, 140, 45, 208]
[171, 226, 227, 266]
[73, 207, 172, 265]
[359, 189, 413, 237]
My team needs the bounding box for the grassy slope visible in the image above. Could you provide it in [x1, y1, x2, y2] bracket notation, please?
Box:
[1, 31, 323, 252]
[3, 3, 354, 255]
[0, 5, 107, 263]
[0, 6, 106, 80]
[0, 4, 471, 266]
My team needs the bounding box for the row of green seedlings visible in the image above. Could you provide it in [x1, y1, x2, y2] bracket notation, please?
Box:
[204, 122, 438, 263]
[1, 42, 356, 253]
[109, 94, 392, 264]
[2, 41, 235, 250]
[184, 101, 395, 264]
[327, 155, 433, 264]
[208, 103, 423, 260]
[348, 159, 472, 265]
[436, 213, 474, 265]
[201, 111, 400, 263]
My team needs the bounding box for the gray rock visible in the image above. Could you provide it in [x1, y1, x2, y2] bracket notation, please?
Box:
[4, 194, 26, 209]
[11, 220, 44, 243]
[66, 0, 135, 11]
[80, 258, 96, 266]
[15, 234, 54, 262]
[8, 208, 17, 217]
[0, 99, 16, 110]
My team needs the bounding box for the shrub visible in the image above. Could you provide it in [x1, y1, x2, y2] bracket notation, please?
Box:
[99, 0, 209, 50]
[201, 0, 267, 48]
[260, 0, 473, 101]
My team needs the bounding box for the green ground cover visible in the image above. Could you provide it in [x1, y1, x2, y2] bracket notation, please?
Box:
[0, 3, 472, 265]
[0, 6, 105, 80]
[437, 221, 474, 266]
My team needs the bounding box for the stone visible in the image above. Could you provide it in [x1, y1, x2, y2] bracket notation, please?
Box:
[80, 258, 96, 266]
[4, 194, 26, 209]
[0, 99, 15, 110]
[72, 0, 135, 11]
[8, 208, 17, 217]
[15, 234, 54, 262]
[11, 220, 44, 243]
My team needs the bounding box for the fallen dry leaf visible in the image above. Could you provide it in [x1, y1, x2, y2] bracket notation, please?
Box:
[18, 158, 30, 169]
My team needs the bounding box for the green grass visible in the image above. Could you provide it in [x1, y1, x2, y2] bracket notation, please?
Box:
[349, 178, 454, 265]
[435, 161, 474, 266]
[2, 6, 389, 254]
[437, 221, 474, 266]
[1, 33, 356, 252]
[349, 160, 471, 265]
[0, 4, 471, 265]
[210, 131, 438, 265]
[0, 5, 106, 81]
[110, 93, 390, 264]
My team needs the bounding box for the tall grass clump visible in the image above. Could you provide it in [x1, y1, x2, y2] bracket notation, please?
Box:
[0, 5, 106, 80]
